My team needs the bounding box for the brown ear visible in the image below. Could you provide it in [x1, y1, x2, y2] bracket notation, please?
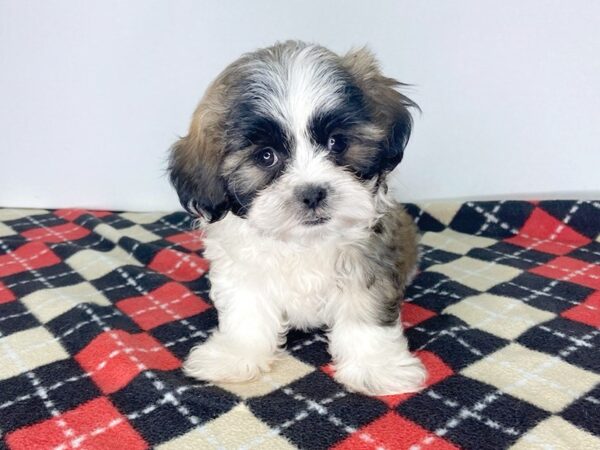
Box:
[168, 78, 230, 223]
[341, 48, 418, 173]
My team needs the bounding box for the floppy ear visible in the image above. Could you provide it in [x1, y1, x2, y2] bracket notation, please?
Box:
[168, 82, 230, 223]
[341, 48, 418, 173]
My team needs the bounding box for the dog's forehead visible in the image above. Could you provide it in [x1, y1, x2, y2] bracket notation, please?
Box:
[235, 45, 348, 136]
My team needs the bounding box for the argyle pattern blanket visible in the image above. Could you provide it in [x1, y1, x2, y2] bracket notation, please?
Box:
[0, 201, 599, 450]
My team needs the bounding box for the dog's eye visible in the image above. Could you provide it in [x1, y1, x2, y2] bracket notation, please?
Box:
[327, 134, 348, 153]
[255, 147, 278, 167]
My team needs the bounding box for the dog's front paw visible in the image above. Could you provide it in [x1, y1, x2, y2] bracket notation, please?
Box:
[333, 352, 426, 396]
[183, 334, 275, 383]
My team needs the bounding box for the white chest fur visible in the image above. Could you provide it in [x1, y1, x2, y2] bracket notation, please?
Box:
[203, 214, 350, 329]
[187, 213, 425, 396]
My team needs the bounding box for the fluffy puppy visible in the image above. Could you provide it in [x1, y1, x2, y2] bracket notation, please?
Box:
[169, 41, 425, 395]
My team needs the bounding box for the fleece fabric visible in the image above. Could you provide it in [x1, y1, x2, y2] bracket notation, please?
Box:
[0, 201, 599, 449]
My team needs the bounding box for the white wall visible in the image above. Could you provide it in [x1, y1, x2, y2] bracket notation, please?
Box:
[1, 0, 599, 211]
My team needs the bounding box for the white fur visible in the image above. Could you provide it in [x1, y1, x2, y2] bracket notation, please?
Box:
[184, 207, 425, 395]
[247, 44, 345, 139]
[183, 45, 425, 395]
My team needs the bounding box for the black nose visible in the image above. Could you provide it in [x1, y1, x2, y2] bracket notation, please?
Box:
[296, 184, 328, 210]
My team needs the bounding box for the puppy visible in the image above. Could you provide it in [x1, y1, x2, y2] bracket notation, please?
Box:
[169, 41, 425, 395]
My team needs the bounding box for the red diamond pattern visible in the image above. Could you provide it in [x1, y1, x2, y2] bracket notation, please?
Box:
[0, 281, 16, 303]
[333, 411, 459, 450]
[402, 303, 437, 329]
[0, 242, 61, 277]
[506, 208, 591, 255]
[149, 248, 209, 281]
[531, 256, 600, 290]
[5, 397, 146, 450]
[166, 231, 205, 251]
[54, 209, 112, 220]
[117, 282, 210, 330]
[21, 222, 91, 243]
[562, 290, 600, 328]
[75, 330, 180, 394]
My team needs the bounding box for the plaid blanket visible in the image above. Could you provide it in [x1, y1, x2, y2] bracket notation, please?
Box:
[0, 201, 598, 450]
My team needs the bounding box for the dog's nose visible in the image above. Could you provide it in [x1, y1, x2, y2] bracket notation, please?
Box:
[296, 184, 328, 209]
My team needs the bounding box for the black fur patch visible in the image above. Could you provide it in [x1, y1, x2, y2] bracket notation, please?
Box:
[308, 83, 370, 147]
[223, 99, 294, 218]
[307, 81, 391, 181]
[227, 102, 292, 155]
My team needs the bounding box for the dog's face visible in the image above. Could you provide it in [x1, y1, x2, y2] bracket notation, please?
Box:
[169, 42, 417, 241]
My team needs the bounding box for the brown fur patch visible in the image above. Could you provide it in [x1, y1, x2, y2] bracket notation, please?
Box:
[168, 60, 246, 220]
[365, 202, 419, 325]
[341, 48, 418, 170]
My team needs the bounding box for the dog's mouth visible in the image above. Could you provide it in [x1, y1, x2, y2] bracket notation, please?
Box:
[302, 216, 331, 226]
